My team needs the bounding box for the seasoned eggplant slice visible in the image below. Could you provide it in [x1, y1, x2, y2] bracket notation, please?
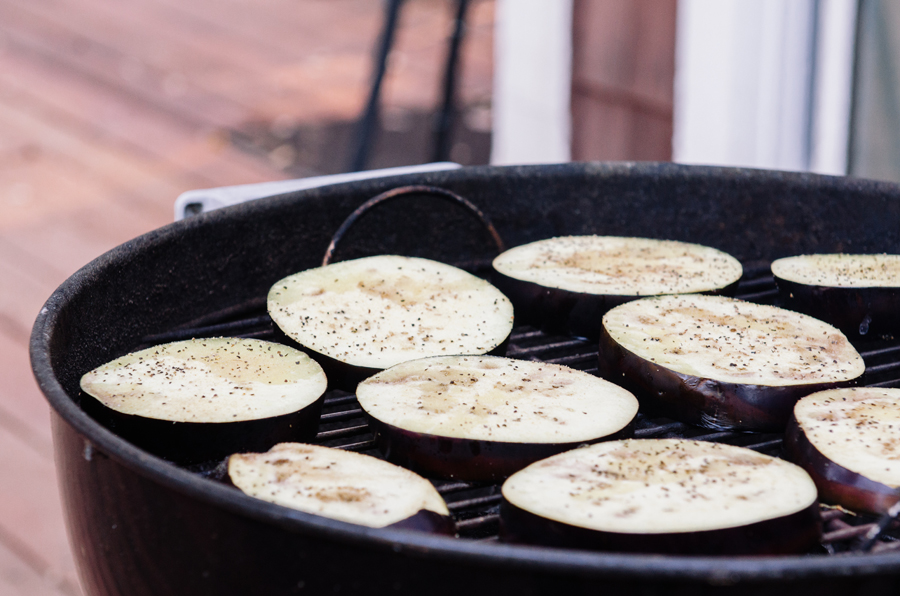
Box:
[772, 253, 900, 336]
[598, 294, 865, 431]
[492, 236, 742, 339]
[80, 338, 327, 464]
[268, 255, 514, 389]
[500, 439, 821, 555]
[785, 387, 900, 515]
[356, 355, 639, 482]
[228, 443, 454, 533]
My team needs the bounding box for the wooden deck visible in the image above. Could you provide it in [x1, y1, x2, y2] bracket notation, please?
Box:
[0, 1, 493, 593]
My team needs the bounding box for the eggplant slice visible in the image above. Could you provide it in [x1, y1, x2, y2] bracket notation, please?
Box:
[491, 236, 742, 339]
[268, 255, 514, 389]
[785, 387, 900, 515]
[500, 439, 821, 555]
[228, 443, 454, 533]
[356, 355, 639, 482]
[598, 294, 865, 432]
[772, 253, 900, 336]
[79, 338, 328, 464]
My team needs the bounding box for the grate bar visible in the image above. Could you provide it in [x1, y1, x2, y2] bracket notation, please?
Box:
[456, 513, 499, 530]
[142, 315, 273, 344]
[864, 362, 900, 376]
[872, 541, 900, 553]
[743, 438, 783, 452]
[822, 524, 875, 543]
[448, 494, 503, 511]
[509, 329, 543, 341]
[634, 422, 688, 438]
[320, 408, 364, 422]
[323, 394, 360, 407]
[737, 289, 780, 302]
[540, 353, 597, 367]
[859, 344, 900, 359]
[315, 424, 370, 440]
[332, 439, 378, 451]
[436, 481, 476, 494]
[737, 275, 775, 291]
[507, 339, 591, 356]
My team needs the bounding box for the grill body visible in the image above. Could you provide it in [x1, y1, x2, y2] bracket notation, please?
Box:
[31, 163, 900, 595]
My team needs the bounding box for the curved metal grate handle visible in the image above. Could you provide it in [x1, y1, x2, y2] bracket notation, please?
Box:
[322, 184, 506, 266]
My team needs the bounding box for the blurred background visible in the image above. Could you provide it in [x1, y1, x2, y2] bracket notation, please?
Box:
[1, 0, 897, 594]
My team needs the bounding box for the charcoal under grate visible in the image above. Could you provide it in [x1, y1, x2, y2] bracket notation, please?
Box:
[142, 261, 900, 554]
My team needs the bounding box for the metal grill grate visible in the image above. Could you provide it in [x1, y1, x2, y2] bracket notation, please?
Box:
[152, 262, 900, 553]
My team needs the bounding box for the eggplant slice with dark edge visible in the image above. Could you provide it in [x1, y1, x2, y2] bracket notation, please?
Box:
[772, 253, 900, 336]
[268, 255, 514, 390]
[597, 294, 865, 432]
[491, 236, 742, 340]
[356, 355, 639, 482]
[785, 387, 900, 515]
[79, 338, 327, 465]
[228, 443, 455, 534]
[500, 438, 822, 555]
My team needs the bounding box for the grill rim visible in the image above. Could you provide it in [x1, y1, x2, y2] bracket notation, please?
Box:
[31, 162, 900, 584]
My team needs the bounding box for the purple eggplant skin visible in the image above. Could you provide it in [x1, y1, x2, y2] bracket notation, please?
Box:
[365, 413, 635, 483]
[775, 277, 900, 337]
[222, 464, 457, 536]
[597, 327, 858, 432]
[498, 499, 822, 556]
[784, 414, 900, 515]
[492, 270, 739, 341]
[385, 509, 457, 536]
[80, 392, 324, 466]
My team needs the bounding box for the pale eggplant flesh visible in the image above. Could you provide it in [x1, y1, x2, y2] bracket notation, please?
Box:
[500, 439, 822, 555]
[772, 254, 900, 337]
[268, 255, 514, 390]
[784, 387, 900, 515]
[228, 443, 455, 534]
[492, 236, 742, 340]
[79, 338, 328, 465]
[597, 295, 865, 432]
[356, 355, 639, 482]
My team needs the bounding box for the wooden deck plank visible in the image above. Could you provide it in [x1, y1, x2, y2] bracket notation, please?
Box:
[0, 49, 285, 191]
[0, 1, 251, 129]
[1, 0, 373, 124]
[0, 428, 81, 594]
[0, 331, 54, 453]
[1, 203, 170, 284]
[0, 537, 78, 596]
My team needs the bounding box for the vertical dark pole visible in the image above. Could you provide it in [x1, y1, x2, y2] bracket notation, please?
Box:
[432, 0, 470, 163]
[349, 0, 404, 172]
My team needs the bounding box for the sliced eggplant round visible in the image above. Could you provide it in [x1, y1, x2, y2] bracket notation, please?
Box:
[79, 338, 327, 465]
[356, 355, 639, 482]
[268, 255, 514, 389]
[772, 253, 900, 336]
[500, 439, 821, 555]
[491, 236, 742, 339]
[228, 442, 454, 533]
[784, 387, 900, 515]
[598, 294, 865, 431]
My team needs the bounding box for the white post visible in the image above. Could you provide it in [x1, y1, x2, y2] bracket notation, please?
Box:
[809, 0, 858, 175]
[673, 0, 818, 171]
[491, 0, 573, 165]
